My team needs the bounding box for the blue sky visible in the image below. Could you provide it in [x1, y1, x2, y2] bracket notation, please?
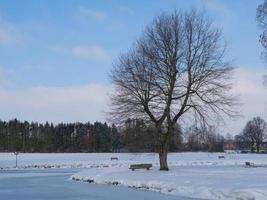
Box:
[0, 0, 266, 134]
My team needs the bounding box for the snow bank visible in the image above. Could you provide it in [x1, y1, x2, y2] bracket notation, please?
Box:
[71, 165, 267, 200]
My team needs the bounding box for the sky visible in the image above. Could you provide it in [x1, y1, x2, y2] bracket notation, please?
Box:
[0, 0, 266, 135]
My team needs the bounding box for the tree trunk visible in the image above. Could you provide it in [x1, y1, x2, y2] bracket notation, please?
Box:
[159, 144, 169, 170]
[158, 121, 175, 171]
[256, 143, 260, 153]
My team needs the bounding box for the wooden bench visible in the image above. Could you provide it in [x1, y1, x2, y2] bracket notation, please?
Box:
[245, 162, 267, 168]
[110, 157, 118, 160]
[129, 164, 152, 171]
[245, 162, 255, 167]
[218, 156, 225, 159]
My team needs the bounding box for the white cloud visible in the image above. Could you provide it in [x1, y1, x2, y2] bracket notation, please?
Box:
[76, 6, 127, 32]
[1, 65, 266, 135]
[72, 46, 110, 61]
[203, 0, 235, 31]
[48, 44, 67, 54]
[222, 67, 267, 134]
[79, 7, 109, 21]
[0, 18, 21, 45]
[117, 6, 134, 15]
[0, 67, 15, 87]
[0, 84, 111, 123]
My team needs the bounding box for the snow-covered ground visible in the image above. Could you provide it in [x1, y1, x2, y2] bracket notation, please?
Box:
[1, 152, 267, 200]
[72, 165, 267, 200]
[0, 152, 157, 169]
[1, 152, 267, 169]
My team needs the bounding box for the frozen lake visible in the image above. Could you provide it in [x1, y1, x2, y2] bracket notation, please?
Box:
[0, 169, 200, 200]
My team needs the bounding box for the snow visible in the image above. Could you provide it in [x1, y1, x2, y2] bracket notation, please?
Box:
[71, 165, 267, 200]
[1, 152, 267, 199]
[1, 152, 267, 169]
[0, 152, 159, 169]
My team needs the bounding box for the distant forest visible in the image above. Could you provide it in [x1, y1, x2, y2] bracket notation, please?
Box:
[0, 118, 224, 153]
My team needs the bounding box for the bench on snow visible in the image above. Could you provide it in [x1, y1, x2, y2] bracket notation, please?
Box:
[129, 164, 152, 171]
[110, 157, 118, 160]
[245, 162, 255, 167]
[245, 162, 267, 168]
[218, 156, 225, 159]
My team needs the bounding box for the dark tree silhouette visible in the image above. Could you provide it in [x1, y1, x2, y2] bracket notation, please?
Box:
[257, 0, 267, 55]
[242, 117, 267, 153]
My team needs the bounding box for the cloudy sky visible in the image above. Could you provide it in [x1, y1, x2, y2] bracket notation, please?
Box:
[0, 0, 266, 135]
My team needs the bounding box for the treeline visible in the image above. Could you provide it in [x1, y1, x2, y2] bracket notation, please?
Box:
[0, 119, 119, 153]
[0, 118, 224, 153]
[184, 125, 224, 152]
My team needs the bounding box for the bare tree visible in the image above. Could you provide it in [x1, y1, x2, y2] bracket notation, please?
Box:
[110, 10, 237, 170]
[185, 124, 224, 152]
[257, 0, 267, 57]
[242, 117, 267, 153]
[234, 134, 249, 151]
[256, 1, 267, 83]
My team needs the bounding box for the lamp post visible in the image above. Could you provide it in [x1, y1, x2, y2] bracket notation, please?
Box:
[14, 152, 19, 168]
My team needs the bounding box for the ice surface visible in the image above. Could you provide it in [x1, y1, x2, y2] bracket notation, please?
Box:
[0, 169, 198, 200]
